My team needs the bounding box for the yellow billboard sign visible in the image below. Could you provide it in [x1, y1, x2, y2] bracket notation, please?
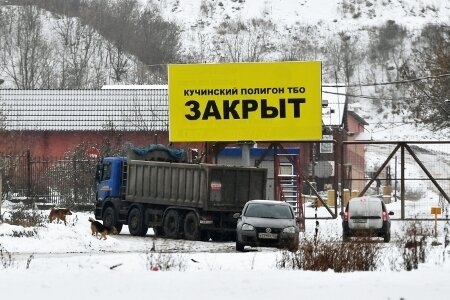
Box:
[168, 61, 322, 142]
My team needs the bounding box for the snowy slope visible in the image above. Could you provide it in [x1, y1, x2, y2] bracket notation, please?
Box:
[150, 0, 450, 29]
[145, 0, 450, 140]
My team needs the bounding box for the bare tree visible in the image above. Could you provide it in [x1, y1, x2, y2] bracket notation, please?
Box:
[2, 6, 54, 89]
[403, 25, 450, 130]
[134, 5, 181, 74]
[54, 16, 96, 88]
[324, 32, 361, 84]
[104, 0, 139, 82]
[279, 24, 322, 62]
[90, 37, 108, 88]
[106, 40, 129, 83]
[213, 18, 275, 63]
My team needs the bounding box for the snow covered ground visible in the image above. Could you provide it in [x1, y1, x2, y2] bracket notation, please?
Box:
[1, 205, 449, 300]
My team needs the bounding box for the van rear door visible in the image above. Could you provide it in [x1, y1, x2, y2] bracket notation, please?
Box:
[348, 198, 383, 230]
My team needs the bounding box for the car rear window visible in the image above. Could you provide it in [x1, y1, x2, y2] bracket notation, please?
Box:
[348, 198, 383, 218]
[244, 203, 294, 219]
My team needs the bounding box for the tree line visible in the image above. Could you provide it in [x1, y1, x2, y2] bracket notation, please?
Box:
[0, 0, 181, 88]
[0, 1, 448, 130]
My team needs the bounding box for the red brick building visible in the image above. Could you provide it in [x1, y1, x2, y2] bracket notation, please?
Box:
[0, 87, 368, 189]
[0, 88, 206, 158]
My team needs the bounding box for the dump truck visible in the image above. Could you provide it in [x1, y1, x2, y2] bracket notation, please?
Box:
[94, 145, 267, 240]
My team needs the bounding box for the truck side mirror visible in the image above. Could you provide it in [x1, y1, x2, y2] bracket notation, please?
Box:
[233, 213, 241, 219]
[389, 211, 394, 216]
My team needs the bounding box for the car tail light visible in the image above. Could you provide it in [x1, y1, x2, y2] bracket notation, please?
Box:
[382, 211, 388, 221]
[343, 211, 349, 222]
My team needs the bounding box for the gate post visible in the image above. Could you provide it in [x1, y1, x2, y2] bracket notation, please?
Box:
[0, 173, 2, 222]
[26, 150, 34, 208]
[400, 144, 405, 219]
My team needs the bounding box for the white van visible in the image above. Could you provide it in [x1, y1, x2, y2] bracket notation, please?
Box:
[342, 196, 394, 242]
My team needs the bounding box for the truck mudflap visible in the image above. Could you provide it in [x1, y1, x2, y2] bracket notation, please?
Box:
[94, 202, 103, 220]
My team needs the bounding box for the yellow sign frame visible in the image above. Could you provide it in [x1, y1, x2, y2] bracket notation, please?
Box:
[168, 61, 322, 142]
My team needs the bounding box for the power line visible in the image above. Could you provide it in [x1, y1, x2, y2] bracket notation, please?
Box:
[322, 90, 408, 102]
[323, 73, 450, 88]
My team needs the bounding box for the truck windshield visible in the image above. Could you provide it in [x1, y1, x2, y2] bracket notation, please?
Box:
[99, 162, 112, 181]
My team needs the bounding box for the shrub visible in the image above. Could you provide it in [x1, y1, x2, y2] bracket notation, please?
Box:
[400, 221, 431, 271]
[146, 251, 186, 271]
[0, 244, 14, 269]
[5, 206, 46, 227]
[11, 229, 38, 238]
[277, 236, 382, 272]
[404, 188, 426, 201]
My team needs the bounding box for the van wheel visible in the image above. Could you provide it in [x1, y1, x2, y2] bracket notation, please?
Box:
[163, 210, 180, 239]
[343, 233, 350, 242]
[384, 232, 391, 243]
[128, 207, 148, 236]
[183, 212, 200, 240]
[103, 207, 123, 234]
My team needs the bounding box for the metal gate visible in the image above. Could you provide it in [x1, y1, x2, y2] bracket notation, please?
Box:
[0, 151, 97, 208]
[341, 141, 450, 220]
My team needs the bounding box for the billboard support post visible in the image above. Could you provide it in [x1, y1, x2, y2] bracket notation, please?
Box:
[239, 141, 254, 167]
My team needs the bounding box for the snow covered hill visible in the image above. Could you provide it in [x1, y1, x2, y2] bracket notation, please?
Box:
[1, 0, 449, 139]
[152, 0, 450, 29]
[149, 0, 450, 140]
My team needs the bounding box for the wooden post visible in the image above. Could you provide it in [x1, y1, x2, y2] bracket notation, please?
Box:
[431, 207, 441, 239]
[0, 173, 2, 222]
[435, 213, 438, 239]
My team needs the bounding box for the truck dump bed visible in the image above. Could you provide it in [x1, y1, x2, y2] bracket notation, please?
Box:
[125, 160, 267, 211]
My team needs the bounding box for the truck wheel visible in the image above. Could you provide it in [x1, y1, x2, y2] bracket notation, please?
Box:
[128, 207, 148, 236]
[153, 226, 163, 237]
[103, 206, 123, 234]
[163, 210, 180, 239]
[183, 212, 200, 240]
[236, 241, 245, 252]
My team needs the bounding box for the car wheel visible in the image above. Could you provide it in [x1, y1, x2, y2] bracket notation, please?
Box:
[103, 206, 123, 234]
[163, 210, 180, 239]
[236, 241, 245, 252]
[384, 232, 391, 243]
[288, 244, 299, 252]
[128, 207, 148, 236]
[183, 212, 200, 240]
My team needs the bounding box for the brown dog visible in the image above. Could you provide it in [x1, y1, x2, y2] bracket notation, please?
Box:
[49, 208, 72, 225]
[89, 217, 118, 240]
